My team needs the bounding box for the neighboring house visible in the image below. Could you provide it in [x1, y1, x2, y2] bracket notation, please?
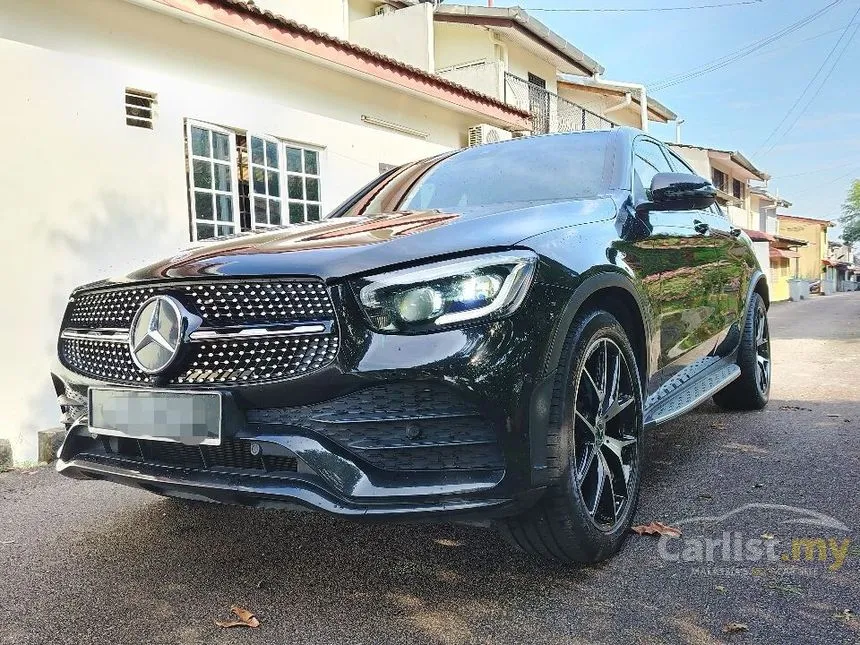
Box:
[776, 215, 833, 282]
[824, 242, 859, 292]
[344, 1, 677, 136]
[750, 186, 791, 235]
[1, 0, 533, 461]
[669, 143, 769, 229]
[557, 75, 677, 130]
[742, 230, 808, 303]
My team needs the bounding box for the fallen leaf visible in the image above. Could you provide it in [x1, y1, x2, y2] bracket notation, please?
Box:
[631, 521, 681, 538]
[779, 405, 811, 412]
[214, 605, 260, 629]
[761, 533, 775, 540]
[710, 422, 727, 430]
[833, 609, 855, 623]
[722, 622, 749, 633]
[715, 585, 727, 593]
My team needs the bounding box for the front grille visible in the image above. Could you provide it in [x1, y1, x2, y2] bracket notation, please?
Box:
[74, 436, 298, 474]
[66, 281, 333, 329]
[60, 334, 339, 385]
[248, 384, 505, 472]
[59, 279, 339, 385]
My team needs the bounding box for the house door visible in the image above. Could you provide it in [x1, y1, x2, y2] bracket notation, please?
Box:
[528, 73, 550, 134]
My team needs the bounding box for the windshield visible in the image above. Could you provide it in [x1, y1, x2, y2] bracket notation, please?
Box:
[331, 131, 611, 217]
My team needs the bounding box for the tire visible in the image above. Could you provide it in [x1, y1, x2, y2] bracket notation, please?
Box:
[713, 292, 771, 411]
[499, 309, 645, 564]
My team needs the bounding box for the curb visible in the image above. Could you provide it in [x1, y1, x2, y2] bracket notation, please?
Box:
[38, 429, 66, 464]
[0, 439, 11, 471]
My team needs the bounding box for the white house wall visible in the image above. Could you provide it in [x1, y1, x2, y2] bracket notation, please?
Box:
[351, 3, 435, 72]
[252, 0, 349, 40]
[0, 0, 476, 462]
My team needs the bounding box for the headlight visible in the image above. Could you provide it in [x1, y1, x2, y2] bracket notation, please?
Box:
[353, 251, 537, 332]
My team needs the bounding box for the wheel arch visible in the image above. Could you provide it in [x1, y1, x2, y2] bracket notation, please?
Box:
[751, 271, 770, 310]
[542, 271, 652, 387]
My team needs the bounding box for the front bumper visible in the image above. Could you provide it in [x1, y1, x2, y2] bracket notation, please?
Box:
[52, 279, 570, 520]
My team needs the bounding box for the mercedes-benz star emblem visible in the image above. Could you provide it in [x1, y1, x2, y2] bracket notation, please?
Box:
[129, 296, 185, 375]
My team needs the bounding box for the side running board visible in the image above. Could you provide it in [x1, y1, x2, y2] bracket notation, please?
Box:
[644, 359, 741, 428]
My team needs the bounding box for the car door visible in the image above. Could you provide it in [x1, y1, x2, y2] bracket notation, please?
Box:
[664, 149, 752, 353]
[631, 138, 722, 379]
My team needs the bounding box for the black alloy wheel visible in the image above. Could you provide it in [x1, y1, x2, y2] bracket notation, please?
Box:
[713, 292, 771, 410]
[572, 338, 639, 531]
[500, 309, 645, 563]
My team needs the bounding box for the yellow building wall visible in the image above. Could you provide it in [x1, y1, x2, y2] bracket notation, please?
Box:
[770, 259, 791, 302]
[777, 218, 829, 280]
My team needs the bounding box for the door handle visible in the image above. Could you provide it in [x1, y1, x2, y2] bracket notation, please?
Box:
[693, 220, 710, 235]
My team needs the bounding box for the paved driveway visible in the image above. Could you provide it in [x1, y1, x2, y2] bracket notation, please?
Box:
[2, 293, 858, 645]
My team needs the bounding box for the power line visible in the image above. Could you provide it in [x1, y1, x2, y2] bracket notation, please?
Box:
[522, 1, 764, 11]
[647, 0, 844, 91]
[756, 5, 860, 156]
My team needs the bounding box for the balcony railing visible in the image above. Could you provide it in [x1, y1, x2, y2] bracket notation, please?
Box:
[436, 62, 616, 134]
[504, 73, 615, 134]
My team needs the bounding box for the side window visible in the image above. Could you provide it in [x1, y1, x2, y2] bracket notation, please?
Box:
[633, 139, 673, 201]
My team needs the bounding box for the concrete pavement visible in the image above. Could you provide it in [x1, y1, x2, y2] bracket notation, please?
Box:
[1, 293, 858, 644]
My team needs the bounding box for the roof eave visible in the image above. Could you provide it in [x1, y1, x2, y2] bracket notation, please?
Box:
[556, 75, 677, 122]
[433, 5, 604, 77]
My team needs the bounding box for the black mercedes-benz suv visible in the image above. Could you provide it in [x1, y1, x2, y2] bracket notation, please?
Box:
[52, 128, 771, 563]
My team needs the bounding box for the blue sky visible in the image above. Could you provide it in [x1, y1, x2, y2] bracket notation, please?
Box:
[461, 0, 859, 238]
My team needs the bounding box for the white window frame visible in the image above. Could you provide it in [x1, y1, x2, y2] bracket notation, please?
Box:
[248, 133, 285, 230]
[185, 119, 241, 241]
[282, 141, 324, 225]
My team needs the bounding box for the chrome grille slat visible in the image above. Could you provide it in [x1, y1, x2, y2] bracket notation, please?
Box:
[59, 279, 338, 385]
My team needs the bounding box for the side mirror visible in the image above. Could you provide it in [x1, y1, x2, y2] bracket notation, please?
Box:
[645, 172, 717, 212]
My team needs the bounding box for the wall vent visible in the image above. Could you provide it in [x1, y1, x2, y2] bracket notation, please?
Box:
[125, 88, 156, 129]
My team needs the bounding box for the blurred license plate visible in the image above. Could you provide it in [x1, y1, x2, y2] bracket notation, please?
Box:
[88, 388, 222, 446]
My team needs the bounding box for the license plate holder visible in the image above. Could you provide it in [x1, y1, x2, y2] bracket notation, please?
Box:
[88, 387, 222, 446]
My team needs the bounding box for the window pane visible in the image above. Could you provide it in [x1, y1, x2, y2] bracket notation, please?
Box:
[194, 191, 213, 220]
[307, 204, 321, 221]
[193, 159, 212, 189]
[254, 197, 267, 224]
[304, 150, 319, 175]
[217, 225, 234, 237]
[196, 222, 215, 240]
[191, 127, 210, 157]
[266, 141, 279, 168]
[270, 199, 281, 225]
[253, 167, 266, 195]
[305, 177, 320, 202]
[212, 132, 230, 161]
[251, 137, 264, 165]
[216, 195, 233, 222]
[286, 147, 303, 173]
[288, 175, 303, 199]
[214, 163, 231, 192]
[268, 170, 280, 197]
[289, 202, 304, 223]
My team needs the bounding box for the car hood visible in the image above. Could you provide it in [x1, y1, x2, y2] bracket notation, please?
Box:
[94, 197, 617, 288]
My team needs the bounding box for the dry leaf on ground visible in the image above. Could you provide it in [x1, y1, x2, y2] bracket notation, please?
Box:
[722, 622, 749, 633]
[631, 521, 681, 538]
[214, 605, 260, 629]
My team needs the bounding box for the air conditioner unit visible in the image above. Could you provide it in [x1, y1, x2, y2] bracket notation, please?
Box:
[467, 124, 513, 147]
[375, 4, 394, 16]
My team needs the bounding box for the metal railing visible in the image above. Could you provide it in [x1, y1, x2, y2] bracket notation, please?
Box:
[504, 73, 615, 134]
